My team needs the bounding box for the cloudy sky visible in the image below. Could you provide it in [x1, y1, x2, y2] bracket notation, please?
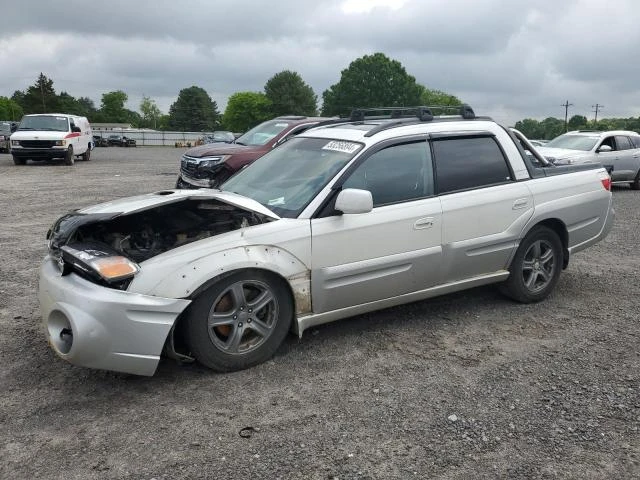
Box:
[1, 0, 639, 125]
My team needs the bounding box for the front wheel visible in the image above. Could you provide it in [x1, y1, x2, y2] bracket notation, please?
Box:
[12, 155, 26, 165]
[64, 146, 74, 165]
[501, 226, 563, 303]
[184, 270, 293, 372]
[82, 146, 91, 161]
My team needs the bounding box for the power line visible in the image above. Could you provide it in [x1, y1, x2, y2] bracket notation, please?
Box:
[561, 100, 573, 132]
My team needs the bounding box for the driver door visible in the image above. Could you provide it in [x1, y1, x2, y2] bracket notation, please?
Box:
[310, 140, 442, 313]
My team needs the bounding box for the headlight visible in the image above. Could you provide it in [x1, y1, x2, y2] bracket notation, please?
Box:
[0, 135, 5, 141]
[55, 140, 66, 146]
[11, 140, 20, 146]
[61, 243, 140, 284]
[199, 156, 225, 168]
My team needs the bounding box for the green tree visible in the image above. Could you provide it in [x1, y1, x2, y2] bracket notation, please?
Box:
[514, 118, 544, 139]
[264, 70, 317, 117]
[168, 86, 220, 131]
[567, 115, 588, 131]
[540, 117, 565, 140]
[419, 87, 462, 107]
[139, 96, 162, 129]
[222, 92, 272, 132]
[99, 90, 129, 123]
[321, 53, 423, 116]
[16, 73, 59, 114]
[0, 96, 24, 121]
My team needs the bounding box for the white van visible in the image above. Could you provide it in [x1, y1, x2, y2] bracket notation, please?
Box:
[10, 114, 93, 165]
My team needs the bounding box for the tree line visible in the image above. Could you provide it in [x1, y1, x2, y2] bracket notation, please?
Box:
[515, 115, 640, 140]
[1, 53, 463, 132]
[3, 52, 637, 135]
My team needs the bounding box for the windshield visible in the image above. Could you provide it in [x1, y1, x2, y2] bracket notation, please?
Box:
[18, 115, 70, 132]
[222, 137, 363, 218]
[545, 134, 598, 151]
[234, 120, 290, 146]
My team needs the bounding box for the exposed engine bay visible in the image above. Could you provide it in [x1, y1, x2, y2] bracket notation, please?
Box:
[50, 199, 272, 263]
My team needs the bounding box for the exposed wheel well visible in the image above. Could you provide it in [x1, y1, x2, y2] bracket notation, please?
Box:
[167, 268, 297, 361]
[531, 218, 569, 269]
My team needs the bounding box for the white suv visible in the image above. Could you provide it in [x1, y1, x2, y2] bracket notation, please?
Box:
[538, 130, 640, 189]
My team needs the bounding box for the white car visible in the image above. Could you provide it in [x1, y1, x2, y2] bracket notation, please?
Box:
[39, 106, 615, 375]
[10, 113, 92, 165]
[538, 130, 640, 189]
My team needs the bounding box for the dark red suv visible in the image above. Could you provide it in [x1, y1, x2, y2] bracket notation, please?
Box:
[176, 116, 332, 189]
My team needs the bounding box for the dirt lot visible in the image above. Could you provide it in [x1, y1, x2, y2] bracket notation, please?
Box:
[0, 147, 638, 479]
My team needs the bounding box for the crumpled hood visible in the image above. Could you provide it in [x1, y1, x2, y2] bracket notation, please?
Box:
[77, 189, 279, 220]
[185, 142, 260, 157]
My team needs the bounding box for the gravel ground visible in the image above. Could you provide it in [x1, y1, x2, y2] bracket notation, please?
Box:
[0, 147, 638, 479]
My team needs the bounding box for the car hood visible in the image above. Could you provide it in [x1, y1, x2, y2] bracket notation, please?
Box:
[185, 142, 262, 157]
[536, 146, 591, 161]
[77, 189, 280, 220]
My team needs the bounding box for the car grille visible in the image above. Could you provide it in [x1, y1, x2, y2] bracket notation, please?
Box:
[20, 140, 56, 148]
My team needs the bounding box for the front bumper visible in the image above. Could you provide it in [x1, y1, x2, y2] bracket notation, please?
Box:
[11, 147, 68, 159]
[176, 172, 210, 188]
[38, 256, 191, 376]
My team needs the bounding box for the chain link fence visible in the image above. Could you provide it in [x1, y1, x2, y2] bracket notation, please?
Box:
[92, 130, 217, 147]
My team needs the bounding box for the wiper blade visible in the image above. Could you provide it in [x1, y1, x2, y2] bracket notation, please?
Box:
[18, 127, 34, 130]
[234, 141, 245, 146]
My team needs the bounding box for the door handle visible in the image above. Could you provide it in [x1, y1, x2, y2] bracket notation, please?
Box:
[512, 198, 529, 210]
[414, 217, 434, 229]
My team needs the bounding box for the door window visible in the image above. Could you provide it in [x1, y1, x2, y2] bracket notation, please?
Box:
[342, 141, 433, 206]
[615, 136, 632, 150]
[431, 136, 512, 194]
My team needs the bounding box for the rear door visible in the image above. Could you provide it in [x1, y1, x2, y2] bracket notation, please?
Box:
[613, 135, 637, 180]
[431, 133, 534, 282]
[310, 139, 443, 313]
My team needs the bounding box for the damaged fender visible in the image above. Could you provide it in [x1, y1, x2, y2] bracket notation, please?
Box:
[135, 244, 312, 318]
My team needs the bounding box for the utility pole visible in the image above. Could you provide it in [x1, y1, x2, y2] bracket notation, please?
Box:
[561, 100, 573, 132]
[592, 104, 603, 125]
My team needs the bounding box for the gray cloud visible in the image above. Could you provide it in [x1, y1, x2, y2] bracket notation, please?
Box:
[1, 0, 639, 125]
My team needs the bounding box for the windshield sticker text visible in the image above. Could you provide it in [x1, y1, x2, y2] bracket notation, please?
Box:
[322, 141, 360, 154]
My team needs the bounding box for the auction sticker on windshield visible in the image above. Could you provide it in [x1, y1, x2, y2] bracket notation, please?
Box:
[322, 140, 361, 154]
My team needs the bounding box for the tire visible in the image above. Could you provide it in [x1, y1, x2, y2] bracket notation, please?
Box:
[64, 146, 74, 165]
[631, 171, 640, 190]
[82, 146, 91, 161]
[12, 155, 26, 165]
[501, 226, 563, 303]
[184, 270, 293, 372]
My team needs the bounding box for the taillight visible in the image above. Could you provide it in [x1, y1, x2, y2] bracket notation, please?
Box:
[600, 176, 611, 191]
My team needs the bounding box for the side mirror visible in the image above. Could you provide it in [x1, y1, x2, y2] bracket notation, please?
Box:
[71, 125, 81, 133]
[10, 123, 18, 133]
[597, 144, 612, 153]
[335, 188, 373, 214]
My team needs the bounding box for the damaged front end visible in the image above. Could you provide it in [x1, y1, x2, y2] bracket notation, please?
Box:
[47, 192, 275, 290]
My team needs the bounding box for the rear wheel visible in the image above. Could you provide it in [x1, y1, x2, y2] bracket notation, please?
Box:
[501, 226, 563, 303]
[631, 171, 640, 190]
[82, 146, 91, 161]
[12, 155, 26, 165]
[184, 270, 293, 372]
[64, 146, 74, 165]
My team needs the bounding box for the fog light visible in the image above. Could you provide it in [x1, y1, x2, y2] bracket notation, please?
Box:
[48, 310, 73, 354]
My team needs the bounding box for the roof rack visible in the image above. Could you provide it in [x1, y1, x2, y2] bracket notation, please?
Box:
[349, 104, 476, 122]
[308, 104, 487, 137]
